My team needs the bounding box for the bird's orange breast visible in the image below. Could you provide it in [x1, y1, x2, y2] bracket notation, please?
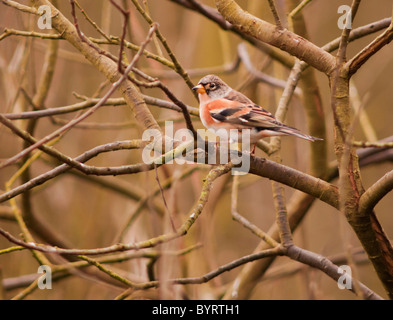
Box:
[200, 99, 241, 127]
[200, 103, 216, 128]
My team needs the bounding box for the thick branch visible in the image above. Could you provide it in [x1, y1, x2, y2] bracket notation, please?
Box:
[346, 16, 393, 76]
[248, 157, 338, 209]
[359, 170, 393, 214]
[215, 0, 336, 74]
[285, 245, 383, 300]
[30, 0, 161, 134]
[0, 164, 233, 256]
[169, 0, 295, 68]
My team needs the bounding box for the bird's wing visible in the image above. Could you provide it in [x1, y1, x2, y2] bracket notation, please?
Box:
[207, 98, 290, 130]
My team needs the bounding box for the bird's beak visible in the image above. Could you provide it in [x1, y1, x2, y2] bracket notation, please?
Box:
[192, 84, 206, 94]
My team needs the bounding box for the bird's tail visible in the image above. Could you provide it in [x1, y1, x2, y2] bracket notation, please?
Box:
[277, 127, 323, 142]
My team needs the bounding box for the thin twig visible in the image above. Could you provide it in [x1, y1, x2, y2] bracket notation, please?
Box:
[130, 0, 196, 93]
[231, 175, 279, 247]
[288, 0, 313, 19]
[337, 0, 362, 62]
[1, 0, 38, 14]
[73, 0, 112, 41]
[4, 95, 199, 120]
[285, 245, 383, 300]
[130, 68, 199, 137]
[0, 164, 233, 256]
[237, 43, 302, 95]
[0, 139, 145, 204]
[266, 0, 282, 29]
[353, 141, 393, 149]
[154, 163, 177, 232]
[0, 23, 158, 170]
[109, 0, 130, 73]
[172, 0, 295, 68]
[346, 12, 393, 76]
[116, 167, 198, 242]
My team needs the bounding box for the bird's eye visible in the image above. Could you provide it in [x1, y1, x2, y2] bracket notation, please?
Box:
[209, 83, 216, 90]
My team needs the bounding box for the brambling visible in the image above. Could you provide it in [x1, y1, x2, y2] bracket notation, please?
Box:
[192, 74, 322, 153]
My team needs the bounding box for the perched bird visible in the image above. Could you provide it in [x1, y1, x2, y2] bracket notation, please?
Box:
[192, 74, 322, 153]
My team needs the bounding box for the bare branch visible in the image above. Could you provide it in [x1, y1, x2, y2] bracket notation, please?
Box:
[215, 0, 336, 74]
[346, 15, 393, 76]
[0, 164, 233, 255]
[359, 169, 393, 214]
[0, 23, 158, 170]
[285, 245, 383, 300]
[266, 0, 282, 29]
[1, 0, 38, 14]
